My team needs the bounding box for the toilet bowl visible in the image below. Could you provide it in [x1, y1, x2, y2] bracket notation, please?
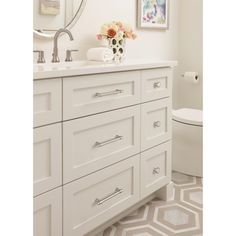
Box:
[172, 108, 203, 177]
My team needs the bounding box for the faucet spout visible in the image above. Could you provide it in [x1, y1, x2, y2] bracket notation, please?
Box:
[52, 28, 74, 63]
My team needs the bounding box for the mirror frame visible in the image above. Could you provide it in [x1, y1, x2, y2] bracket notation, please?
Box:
[33, 0, 87, 39]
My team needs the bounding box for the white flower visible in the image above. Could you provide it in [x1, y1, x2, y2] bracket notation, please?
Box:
[109, 23, 119, 32]
[117, 31, 124, 40]
[123, 24, 132, 33]
[101, 24, 109, 35]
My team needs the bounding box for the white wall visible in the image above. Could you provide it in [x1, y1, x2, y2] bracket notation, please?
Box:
[34, 0, 180, 107]
[177, 0, 203, 109]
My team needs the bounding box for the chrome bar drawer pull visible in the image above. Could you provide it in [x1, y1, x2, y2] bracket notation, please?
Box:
[153, 81, 161, 88]
[153, 167, 160, 175]
[94, 135, 123, 148]
[94, 188, 124, 205]
[153, 121, 161, 128]
[94, 89, 123, 98]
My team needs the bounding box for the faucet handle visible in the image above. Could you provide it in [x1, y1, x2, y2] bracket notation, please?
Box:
[65, 49, 78, 62]
[33, 50, 46, 63]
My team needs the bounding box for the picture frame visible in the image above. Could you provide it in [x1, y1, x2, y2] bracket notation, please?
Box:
[39, 0, 60, 15]
[138, 0, 169, 29]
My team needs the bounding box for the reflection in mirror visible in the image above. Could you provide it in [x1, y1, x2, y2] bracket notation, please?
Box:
[33, 0, 86, 38]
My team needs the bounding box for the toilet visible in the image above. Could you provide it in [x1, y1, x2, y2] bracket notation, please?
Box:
[172, 108, 203, 177]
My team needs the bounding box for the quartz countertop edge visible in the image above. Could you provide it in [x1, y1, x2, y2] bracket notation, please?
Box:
[33, 60, 178, 80]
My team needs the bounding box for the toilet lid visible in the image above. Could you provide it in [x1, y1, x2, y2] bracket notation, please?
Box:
[172, 108, 203, 126]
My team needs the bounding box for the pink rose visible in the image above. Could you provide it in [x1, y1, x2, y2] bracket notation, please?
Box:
[96, 34, 103, 40]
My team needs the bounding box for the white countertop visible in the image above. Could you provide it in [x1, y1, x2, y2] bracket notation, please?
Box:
[33, 59, 178, 80]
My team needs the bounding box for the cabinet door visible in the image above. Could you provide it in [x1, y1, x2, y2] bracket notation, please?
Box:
[34, 187, 62, 236]
[63, 71, 141, 120]
[141, 142, 171, 199]
[63, 155, 140, 236]
[141, 68, 172, 102]
[63, 105, 140, 183]
[34, 123, 62, 196]
[34, 79, 62, 127]
[141, 98, 172, 151]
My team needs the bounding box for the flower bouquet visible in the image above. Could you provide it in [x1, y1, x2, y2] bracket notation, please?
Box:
[97, 21, 137, 62]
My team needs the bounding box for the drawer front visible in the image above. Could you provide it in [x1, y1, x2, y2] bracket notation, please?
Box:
[34, 124, 62, 196]
[141, 98, 171, 151]
[34, 79, 62, 127]
[141, 142, 171, 199]
[141, 68, 172, 102]
[63, 155, 140, 236]
[34, 187, 62, 236]
[63, 71, 141, 120]
[63, 105, 140, 183]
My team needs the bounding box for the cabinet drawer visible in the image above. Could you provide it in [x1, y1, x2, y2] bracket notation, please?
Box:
[141, 142, 171, 199]
[34, 187, 62, 236]
[34, 79, 62, 127]
[141, 98, 171, 151]
[63, 155, 140, 236]
[63, 105, 140, 183]
[34, 124, 62, 196]
[63, 71, 141, 120]
[141, 68, 172, 102]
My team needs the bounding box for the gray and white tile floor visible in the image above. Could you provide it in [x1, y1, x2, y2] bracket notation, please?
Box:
[101, 171, 203, 236]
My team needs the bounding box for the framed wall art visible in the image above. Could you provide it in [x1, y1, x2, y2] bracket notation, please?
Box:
[138, 0, 169, 29]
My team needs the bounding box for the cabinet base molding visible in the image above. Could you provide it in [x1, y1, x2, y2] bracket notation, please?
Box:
[155, 181, 174, 201]
[86, 186, 169, 236]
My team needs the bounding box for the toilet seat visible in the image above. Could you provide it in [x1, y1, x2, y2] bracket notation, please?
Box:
[172, 108, 203, 126]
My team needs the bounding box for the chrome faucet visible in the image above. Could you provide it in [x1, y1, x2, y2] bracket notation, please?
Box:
[52, 28, 74, 63]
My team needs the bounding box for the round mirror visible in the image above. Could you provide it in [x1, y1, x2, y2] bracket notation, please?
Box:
[33, 0, 87, 39]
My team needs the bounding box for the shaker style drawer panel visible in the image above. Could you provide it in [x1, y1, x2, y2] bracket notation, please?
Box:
[63, 71, 141, 120]
[34, 124, 62, 196]
[63, 155, 140, 236]
[63, 105, 140, 183]
[34, 187, 62, 236]
[140, 142, 171, 199]
[141, 68, 172, 102]
[34, 79, 62, 127]
[141, 98, 171, 151]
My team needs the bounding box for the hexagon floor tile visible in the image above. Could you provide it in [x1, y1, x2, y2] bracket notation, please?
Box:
[96, 172, 203, 236]
[181, 187, 203, 209]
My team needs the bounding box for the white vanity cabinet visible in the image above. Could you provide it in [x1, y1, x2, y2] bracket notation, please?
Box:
[34, 187, 62, 236]
[63, 71, 141, 120]
[33, 61, 176, 236]
[33, 78, 62, 127]
[140, 141, 172, 199]
[33, 123, 62, 196]
[63, 105, 140, 183]
[141, 98, 172, 151]
[141, 68, 172, 102]
[63, 155, 140, 236]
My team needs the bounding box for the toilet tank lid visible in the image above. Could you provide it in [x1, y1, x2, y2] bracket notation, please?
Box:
[172, 108, 203, 126]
